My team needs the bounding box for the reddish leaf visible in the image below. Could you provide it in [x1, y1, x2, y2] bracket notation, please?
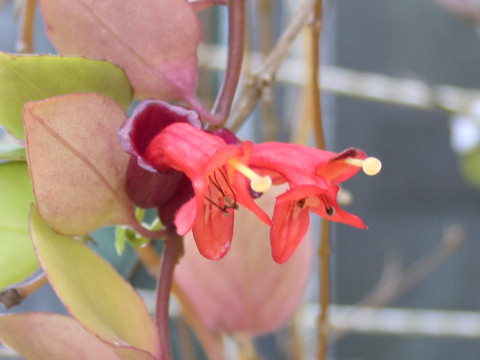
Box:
[0, 313, 120, 360]
[39, 0, 202, 102]
[24, 93, 133, 235]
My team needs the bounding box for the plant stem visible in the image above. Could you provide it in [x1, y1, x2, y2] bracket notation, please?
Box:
[0, 272, 47, 309]
[318, 219, 330, 360]
[17, 0, 36, 53]
[134, 243, 226, 359]
[126, 207, 168, 239]
[311, 0, 324, 150]
[155, 230, 184, 360]
[307, 1, 331, 359]
[211, 0, 245, 125]
[229, 0, 317, 132]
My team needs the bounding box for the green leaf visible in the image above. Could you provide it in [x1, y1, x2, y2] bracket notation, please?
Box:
[0, 52, 132, 139]
[0, 141, 26, 162]
[114, 226, 128, 256]
[0, 162, 38, 290]
[30, 206, 160, 360]
[459, 148, 480, 188]
[115, 225, 150, 256]
[0, 313, 121, 360]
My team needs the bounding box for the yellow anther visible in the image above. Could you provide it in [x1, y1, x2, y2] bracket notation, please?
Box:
[250, 175, 272, 193]
[344, 156, 382, 176]
[228, 159, 272, 193]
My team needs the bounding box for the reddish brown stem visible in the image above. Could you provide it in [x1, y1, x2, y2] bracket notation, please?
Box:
[135, 243, 226, 359]
[211, 0, 245, 125]
[155, 231, 184, 360]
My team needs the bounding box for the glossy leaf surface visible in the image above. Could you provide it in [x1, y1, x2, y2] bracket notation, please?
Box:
[0, 162, 38, 290]
[30, 206, 160, 360]
[24, 93, 133, 235]
[0, 52, 132, 139]
[0, 313, 121, 360]
[39, 0, 201, 102]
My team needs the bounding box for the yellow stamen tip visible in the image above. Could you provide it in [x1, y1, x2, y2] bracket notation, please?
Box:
[228, 158, 272, 193]
[363, 157, 382, 176]
[251, 175, 272, 193]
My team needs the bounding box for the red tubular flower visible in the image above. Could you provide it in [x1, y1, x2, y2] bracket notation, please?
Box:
[250, 143, 381, 263]
[143, 122, 271, 259]
[119, 100, 201, 226]
[120, 102, 381, 263]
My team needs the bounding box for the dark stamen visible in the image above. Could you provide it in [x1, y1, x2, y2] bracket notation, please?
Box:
[208, 169, 238, 210]
[321, 194, 336, 217]
[209, 173, 226, 196]
[205, 195, 229, 216]
[217, 169, 238, 206]
[297, 199, 306, 208]
[326, 207, 335, 216]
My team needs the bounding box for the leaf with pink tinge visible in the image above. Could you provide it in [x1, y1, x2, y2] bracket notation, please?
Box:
[0, 313, 121, 360]
[30, 206, 161, 360]
[24, 93, 134, 235]
[39, 0, 202, 103]
[0, 52, 132, 139]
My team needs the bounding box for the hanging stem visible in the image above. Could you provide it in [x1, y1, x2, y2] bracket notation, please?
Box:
[229, 0, 317, 132]
[318, 218, 331, 360]
[17, 0, 36, 53]
[136, 243, 226, 360]
[125, 205, 169, 240]
[311, 0, 325, 150]
[155, 230, 184, 360]
[0, 272, 47, 309]
[211, 0, 246, 125]
[308, 1, 330, 359]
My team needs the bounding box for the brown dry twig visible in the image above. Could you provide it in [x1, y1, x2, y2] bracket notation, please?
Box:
[0, 272, 47, 309]
[228, 0, 317, 132]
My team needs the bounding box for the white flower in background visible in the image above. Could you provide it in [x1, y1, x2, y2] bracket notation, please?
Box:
[449, 100, 480, 154]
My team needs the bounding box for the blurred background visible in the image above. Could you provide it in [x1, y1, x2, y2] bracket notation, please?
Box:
[2, 0, 480, 359]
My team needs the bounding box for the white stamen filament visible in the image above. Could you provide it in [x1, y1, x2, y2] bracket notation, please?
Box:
[344, 156, 382, 176]
[228, 159, 272, 193]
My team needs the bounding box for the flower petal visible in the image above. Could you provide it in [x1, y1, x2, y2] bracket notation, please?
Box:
[250, 142, 330, 188]
[316, 148, 367, 184]
[191, 184, 235, 260]
[270, 190, 312, 264]
[119, 100, 202, 172]
[310, 186, 367, 229]
[174, 184, 313, 335]
[144, 122, 227, 176]
[175, 197, 197, 235]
